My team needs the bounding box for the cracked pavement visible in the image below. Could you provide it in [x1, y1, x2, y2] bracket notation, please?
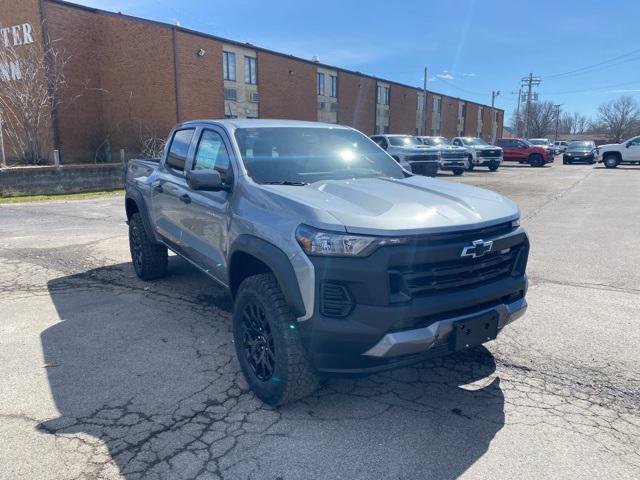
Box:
[1, 160, 639, 479]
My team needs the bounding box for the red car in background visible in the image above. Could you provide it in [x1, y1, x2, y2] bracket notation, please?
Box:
[495, 138, 554, 167]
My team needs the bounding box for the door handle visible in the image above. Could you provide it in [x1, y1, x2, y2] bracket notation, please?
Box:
[180, 194, 192, 204]
[152, 182, 163, 193]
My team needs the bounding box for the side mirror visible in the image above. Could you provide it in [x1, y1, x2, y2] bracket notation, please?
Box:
[626, 142, 631, 148]
[186, 169, 231, 192]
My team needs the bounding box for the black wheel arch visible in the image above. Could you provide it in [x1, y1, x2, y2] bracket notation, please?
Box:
[125, 189, 158, 243]
[229, 235, 306, 318]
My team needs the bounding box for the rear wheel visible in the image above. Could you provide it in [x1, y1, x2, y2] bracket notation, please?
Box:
[128, 212, 168, 280]
[233, 274, 318, 406]
[452, 168, 464, 176]
[604, 155, 619, 169]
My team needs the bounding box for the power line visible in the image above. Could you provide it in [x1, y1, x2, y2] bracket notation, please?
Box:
[543, 79, 640, 95]
[543, 47, 640, 80]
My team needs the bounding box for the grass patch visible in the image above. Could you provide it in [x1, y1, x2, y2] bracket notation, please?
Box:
[0, 189, 124, 204]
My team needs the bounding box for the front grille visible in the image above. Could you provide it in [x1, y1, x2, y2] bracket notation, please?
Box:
[478, 149, 501, 158]
[396, 245, 525, 298]
[442, 151, 466, 160]
[408, 154, 439, 161]
[411, 222, 514, 247]
[320, 283, 354, 317]
[410, 161, 438, 176]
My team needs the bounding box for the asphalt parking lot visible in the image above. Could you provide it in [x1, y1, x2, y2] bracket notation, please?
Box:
[1, 158, 639, 479]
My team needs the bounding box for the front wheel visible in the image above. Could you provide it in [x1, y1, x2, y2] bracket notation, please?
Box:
[604, 155, 619, 169]
[467, 155, 475, 171]
[452, 168, 464, 176]
[233, 274, 318, 406]
[488, 161, 499, 172]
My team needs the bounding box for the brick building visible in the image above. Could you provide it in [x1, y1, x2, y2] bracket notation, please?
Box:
[0, 0, 504, 163]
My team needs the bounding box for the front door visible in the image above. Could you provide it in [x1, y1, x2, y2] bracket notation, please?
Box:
[181, 127, 234, 284]
[626, 137, 640, 161]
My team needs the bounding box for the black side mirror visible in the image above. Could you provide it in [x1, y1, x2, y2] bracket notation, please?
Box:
[186, 170, 231, 192]
[626, 142, 631, 148]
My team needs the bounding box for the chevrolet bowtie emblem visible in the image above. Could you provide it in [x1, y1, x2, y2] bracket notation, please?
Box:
[461, 239, 493, 258]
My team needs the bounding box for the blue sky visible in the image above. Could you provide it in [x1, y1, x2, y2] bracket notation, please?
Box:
[72, 0, 640, 122]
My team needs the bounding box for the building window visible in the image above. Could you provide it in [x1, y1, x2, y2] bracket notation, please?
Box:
[329, 74, 337, 97]
[222, 51, 236, 81]
[377, 86, 389, 105]
[250, 92, 259, 103]
[433, 97, 441, 113]
[317, 100, 325, 110]
[417, 94, 424, 111]
[383, 87, 389, 105]
[244, 56, 257, 84]
[329, 102, 338, 112]
[317, 72, 325, 96]
[224, 87, 237, 101]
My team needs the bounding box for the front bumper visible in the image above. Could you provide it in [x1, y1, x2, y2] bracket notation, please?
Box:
[564, 153, 594, 162]
[474, 156, 502, 166]
[440, 158, 468, 169]
[298, 226, 529, 374]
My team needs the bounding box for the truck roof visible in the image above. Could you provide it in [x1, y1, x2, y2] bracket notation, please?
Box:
[178, 119, 352, 130]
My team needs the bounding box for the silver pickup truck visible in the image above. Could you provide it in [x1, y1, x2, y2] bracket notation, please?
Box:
[125, 119, 529, 405]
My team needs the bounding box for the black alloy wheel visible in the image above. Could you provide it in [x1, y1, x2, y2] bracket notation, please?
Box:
[241, 302, 276, 381]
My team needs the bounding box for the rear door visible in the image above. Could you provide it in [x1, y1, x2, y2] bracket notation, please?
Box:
[181, 127, 234, 284]
[151, 128, 196, 249]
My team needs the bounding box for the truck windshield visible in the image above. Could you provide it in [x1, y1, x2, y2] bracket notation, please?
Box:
[568, 141, 594, 149]
[422, 137, 451, 146]
[388, 136, 422, 147]
[463, 138, 489, 146]
[234, 127, 406, 184]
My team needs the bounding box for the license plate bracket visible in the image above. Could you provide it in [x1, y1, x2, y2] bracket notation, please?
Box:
[453, 312, 499, 350]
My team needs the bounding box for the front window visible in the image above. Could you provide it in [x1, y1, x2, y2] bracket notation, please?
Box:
[568, 141, 595, 149]
[421, 137, 450, 146]
[461, 137, 490, 146]
[222, 51, 236, 81]
[234, 127, 405, 184]
[387, 136, 422, 147]
[317, 72, 325, 96]
[244, 56, 257, 84]
[528, 139, 549, 145]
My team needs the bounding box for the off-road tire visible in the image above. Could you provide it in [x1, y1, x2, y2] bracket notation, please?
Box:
[604, 154, 619, 169]
[128, 213, 168, 280]
[488, 161, 499, 172]
[233, 274, 318, 406]
[452, 168, 464, 176]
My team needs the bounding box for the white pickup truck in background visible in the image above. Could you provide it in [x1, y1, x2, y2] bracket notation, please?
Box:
[597, 136, 640, 168]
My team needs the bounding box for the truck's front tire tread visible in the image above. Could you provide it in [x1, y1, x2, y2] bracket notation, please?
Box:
[129, 212, 168, 281]
[233, 274, 318, 406]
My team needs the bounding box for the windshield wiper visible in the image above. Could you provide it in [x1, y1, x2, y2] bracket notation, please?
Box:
[262, 180, 308, 186]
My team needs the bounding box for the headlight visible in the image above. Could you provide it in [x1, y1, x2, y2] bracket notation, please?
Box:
[511, 218, 521, 228]
[295, 224, 408, 257]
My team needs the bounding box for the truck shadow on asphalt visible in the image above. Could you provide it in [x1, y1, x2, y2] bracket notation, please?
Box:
[39, 258, 505, 479]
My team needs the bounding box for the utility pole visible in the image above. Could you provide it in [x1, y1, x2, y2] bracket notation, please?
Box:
[512, 89, 522, 137]
[554, 104, 562, 141]
[422, 67, 428, 136]
[521, 73, 541, 138]
[490, 90, 500, 144]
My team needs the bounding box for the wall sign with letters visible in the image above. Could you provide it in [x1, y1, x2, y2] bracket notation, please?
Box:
[0, 22, 35, 82]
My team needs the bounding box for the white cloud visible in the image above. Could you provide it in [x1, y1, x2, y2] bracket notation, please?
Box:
[436, 70, 454, 80]
[463, 72, 476, 77]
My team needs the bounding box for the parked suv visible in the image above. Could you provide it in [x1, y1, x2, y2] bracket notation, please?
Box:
[370, 134, 440, 176]
[563, 140, 596, 164]
[554, 140, 568, 153]
[417, 136, 468, 176]
[451, 137, 503, 171]
[125, 119, 529, 405]
[596, 136, 640, 168]
[496, 138, 553, 167]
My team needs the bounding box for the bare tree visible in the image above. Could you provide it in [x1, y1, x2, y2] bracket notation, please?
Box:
[0, 39, 67, 165]
[558, 112, 590, 135]
[596, 96, 640, 142]
[527, 101, 556, 138]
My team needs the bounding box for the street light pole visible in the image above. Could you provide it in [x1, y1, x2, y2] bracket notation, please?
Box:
[490, 90, 500, 144]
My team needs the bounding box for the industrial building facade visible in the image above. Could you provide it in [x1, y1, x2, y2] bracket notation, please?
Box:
[1, 0, 504, 163]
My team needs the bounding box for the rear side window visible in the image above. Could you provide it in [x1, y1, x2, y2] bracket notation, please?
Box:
[166, 129, 195, 172]
[193, 130, 231, 178]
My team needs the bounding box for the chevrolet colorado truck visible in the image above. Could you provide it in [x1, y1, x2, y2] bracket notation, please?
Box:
[451, 137, 503, 171]
[417, 136, 469, 176]
[370, 134, 440, 176]
[496, 138, 553, 167]
[597, 136, 640, 168]
[125, 119, 529, 405]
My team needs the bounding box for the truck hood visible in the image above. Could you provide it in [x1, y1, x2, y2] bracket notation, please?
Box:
[466, 145, 502, 152]
[262, 176, 519, 236]
[439, 145, 468, 152]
